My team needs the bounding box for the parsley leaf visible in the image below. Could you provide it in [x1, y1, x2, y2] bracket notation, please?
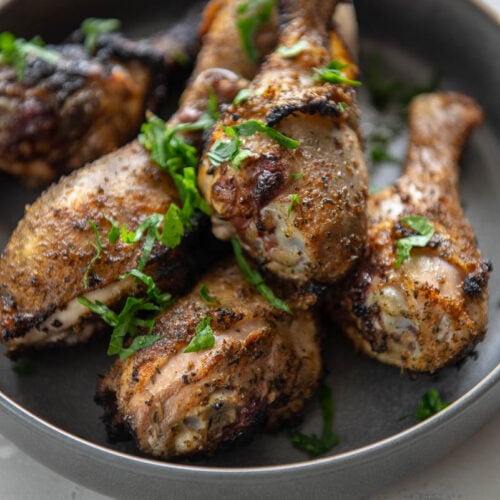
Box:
[81, 18, 121, 54]
[413, 389, 449, 421]
[314, 60, 361, 86]
[78, 268, 173, 360]
[288, 193, 301, 216]
[200, 283, 219, 305]
[0, 32, 60, 79]
[184, 316, 215, 353]
[232, 88, 252, 106]
[236, 0, 277, 64]
[208, 120, 299, 169]
[368, 131, 403, 166]
[292, 384, 339, 458]
[395, 215, 435, 268]
[231, 237, 291, 314]
[277, 39, 309, 58]
[83, 221, 103, 289]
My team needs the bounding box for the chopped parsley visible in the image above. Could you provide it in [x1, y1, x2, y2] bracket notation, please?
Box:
[81, 18, 121, 54]
[314, 60, 361, 87]
[12, 359, 36, 375]
[231, 237, 291, 314]
[78, 269, 173, 360]
[83, 221, 103, 289]
[277, 39, 309, 58]
[292, 384, 339, 458]
[208, 119, 299, 169]
[367, 131, 403, 166]
[184, 316, 215, 353]
[199, 283, 219, 305]
[0, 32, 60, 79]
[291, 173, 303, 180]
[288, 193, 301, 216]
[236, 0, 277, 64]
[395, 215, 435, 268]
[413, 389, 449, 421]
[232, 88, 252, 106]
[365, 53, 440, 111]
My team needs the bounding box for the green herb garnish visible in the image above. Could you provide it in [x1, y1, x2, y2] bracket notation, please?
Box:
[78, 269, 173, 360]
[292, 384, 339, 458]
[288, 193, 301, 216]
[231, 237, 291, 314]
[314, 60, 361, 86]
[0, 32, 60, 79]
[208, 119, 299, 169]
[12, 359, 36, 375]
[277, 39, 309, 58]
[81, 18, 121, 54]
[291, 173, 303, 180]
[413, 389, 449, 421]
[199, 283, 219, 305]
[236, 0, 277, 64]
[368, 131, 402, 166]
[184, 316, 215, 353]
[232, 88, 252, 106]
[83, 221, 103, 289]
[365, 53, 440, 111]
[395, 215, 435, 268]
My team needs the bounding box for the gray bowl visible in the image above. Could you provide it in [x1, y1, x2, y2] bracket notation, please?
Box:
[0, 0, 499, 498]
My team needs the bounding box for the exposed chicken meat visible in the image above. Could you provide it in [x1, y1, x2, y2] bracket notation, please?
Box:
[198, 0, 368, 285]
[0, 0, 273, 357]
[0, 9, 201, 187]
[97, 260, 321, 459]
[333, 92, 490, 372]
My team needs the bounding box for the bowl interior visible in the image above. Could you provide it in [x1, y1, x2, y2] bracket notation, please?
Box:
[0, 0, 499, 469]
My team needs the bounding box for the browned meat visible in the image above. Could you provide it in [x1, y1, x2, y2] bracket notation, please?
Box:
[0, 0, 273, 357]
[97, 260, 321, 459]
[333, 92, 489, 372]
[0, 10, 201, 187]
[192, 0, 278, 81]
[198, 0, 368, 285]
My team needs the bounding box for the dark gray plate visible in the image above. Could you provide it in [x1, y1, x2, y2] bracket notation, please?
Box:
[0, 0, 499, 498]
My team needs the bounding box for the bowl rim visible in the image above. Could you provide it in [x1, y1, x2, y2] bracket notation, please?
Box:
[1, 362, 498, 475]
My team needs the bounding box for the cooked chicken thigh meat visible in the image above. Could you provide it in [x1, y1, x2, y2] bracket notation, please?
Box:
[335, 92, 490, 372]
[98, 260, 321, 459]
[198, 0, 368, 284]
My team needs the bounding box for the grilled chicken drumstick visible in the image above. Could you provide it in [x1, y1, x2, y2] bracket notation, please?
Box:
[97, 260, 321, 459]
[0, 9, 201, 187]
[0, 0, 266, 358]
[334, 92, 490, 372]
[198, 0, 368, 285]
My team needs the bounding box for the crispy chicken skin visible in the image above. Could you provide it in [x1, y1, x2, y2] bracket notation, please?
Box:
[334, 92, 490, 372]
[97, 260, 321, 459]
[193, 0, 279, 81]
[0, 142, 215, 356]
[0, 11, 201, 187]
[0, 0, 272, 357]
[198, 0, 368, 284]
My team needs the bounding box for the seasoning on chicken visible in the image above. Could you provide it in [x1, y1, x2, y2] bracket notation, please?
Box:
[0, 9, 202, 187]
[0, 0, 273, 358]
[198, 0, 368, 285]
[97, 260, 321, 459]
[334, 92, 490, 372]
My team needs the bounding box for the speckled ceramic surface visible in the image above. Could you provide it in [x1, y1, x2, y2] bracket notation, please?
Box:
[0, 1, 498, 498]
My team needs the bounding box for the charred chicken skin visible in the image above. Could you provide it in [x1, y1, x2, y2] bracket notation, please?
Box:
[0, 0, 270, 357]
[97, 260, 321, 459]
[335, 92, 490, 372]
[0, 11, 201, 187]
[198, 0, 368, 285]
